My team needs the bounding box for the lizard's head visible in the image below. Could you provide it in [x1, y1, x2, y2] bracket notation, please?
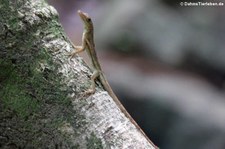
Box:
[78, 10, 93, 29]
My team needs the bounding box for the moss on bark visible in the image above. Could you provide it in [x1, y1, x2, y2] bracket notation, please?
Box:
[0, 0, 80, 148]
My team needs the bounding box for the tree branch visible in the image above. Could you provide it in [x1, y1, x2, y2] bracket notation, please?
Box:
[0, 0, 157, 148]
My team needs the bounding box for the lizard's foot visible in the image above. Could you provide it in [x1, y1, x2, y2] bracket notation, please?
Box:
[67, 51, 77, 60]
[66, 49, 80, 60]
[66, 46, 84, 60]
[84, 88, 95, 96]
[78, 89, 94, 100]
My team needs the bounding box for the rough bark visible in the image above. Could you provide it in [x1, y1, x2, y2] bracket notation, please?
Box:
[0, 0, 157, 148]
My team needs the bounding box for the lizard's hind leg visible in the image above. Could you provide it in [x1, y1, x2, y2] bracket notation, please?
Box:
[85, 69, 100, 95]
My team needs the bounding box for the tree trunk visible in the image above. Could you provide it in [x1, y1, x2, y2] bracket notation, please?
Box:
[0, 0, 157, 148]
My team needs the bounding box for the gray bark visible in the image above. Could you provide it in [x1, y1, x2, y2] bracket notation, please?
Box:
[0, 0, 157, 148]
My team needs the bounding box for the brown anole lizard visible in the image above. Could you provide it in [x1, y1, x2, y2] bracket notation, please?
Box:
[68, 10, 157, 148]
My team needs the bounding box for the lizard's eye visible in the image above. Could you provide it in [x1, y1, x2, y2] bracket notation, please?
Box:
[87, 18, 91, 22]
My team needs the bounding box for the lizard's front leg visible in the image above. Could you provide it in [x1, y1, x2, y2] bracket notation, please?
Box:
[68, 45, 85, 59]
[68, 32, 87, 59]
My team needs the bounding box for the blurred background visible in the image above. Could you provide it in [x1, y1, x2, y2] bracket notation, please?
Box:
[48, 0, 225, 148]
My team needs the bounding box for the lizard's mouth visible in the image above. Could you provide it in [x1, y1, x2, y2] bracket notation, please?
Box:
[78, 10, 90, 20]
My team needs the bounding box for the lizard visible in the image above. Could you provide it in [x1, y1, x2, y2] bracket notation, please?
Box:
[68, 10, 157, 148]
